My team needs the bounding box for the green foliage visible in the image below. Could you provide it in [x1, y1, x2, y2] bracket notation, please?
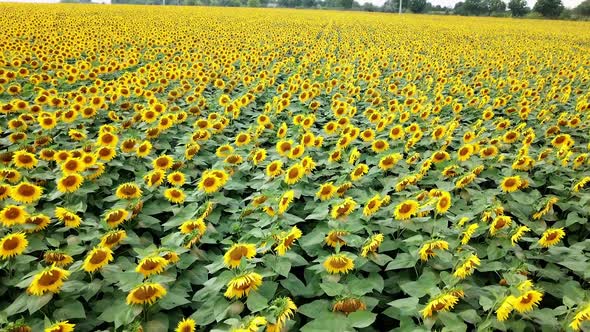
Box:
[533, 0, 564, 17]
[508, 0, 528, 16]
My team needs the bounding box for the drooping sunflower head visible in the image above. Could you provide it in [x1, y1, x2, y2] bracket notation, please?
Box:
[421, 293, 459, 318]
[323, 253, 354, 274]
[43, 251, 74, 267]
[394, 200, 419, 221]
[99, 229, 127, 249]
[83, 246, 114, 273]
[332, 297, 366, 315]
[267, 297, 297, 331]
[360, 233, 384, 257]
[223, 243, 257, 268]
[27, 265, 70, 296]
[224, 271, 263, 299]
[115, 182, 142, 200]
[136, 255, 169, 277]
[45, 321, 75, 332]
[275, 226, 302, 256]
[325, 230, 349, 248]
[126, 282, 167, 305]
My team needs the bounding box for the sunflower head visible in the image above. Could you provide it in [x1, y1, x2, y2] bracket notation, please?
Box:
[126, 282, 167, 305]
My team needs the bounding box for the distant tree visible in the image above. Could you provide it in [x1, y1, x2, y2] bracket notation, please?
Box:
[383, 0, 401, 12]
[302, 0, 315, 7]
[409, 0, 428, 12]
[454, 1, 467, 14]
[463, 0, 487, 14]
[508, 0, 528, 15]
[574, 0, 590, 15]
[362, 2, 377, 10]
[533, 0, 564, 17]
[248, 0, 260, 6]
[340, 0, 353, 8]
[487, 0, 506, 12]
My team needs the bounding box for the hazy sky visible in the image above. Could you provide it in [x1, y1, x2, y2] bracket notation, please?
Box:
[357, 0, 583, 8]
[0, 0, 584, 8]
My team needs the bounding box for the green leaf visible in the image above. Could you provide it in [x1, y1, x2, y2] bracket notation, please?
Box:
[347, 311, 376, 328]
[385, 297, 419, 319]
[53, 301, 86, 320]
[438, 311, 467, 332]
[27, 293, 53, 315]
[246, 291, 268, 313]
[385, 253, 417, 270]
[298, 300, 331, 319]
[319, 282, 345, 297]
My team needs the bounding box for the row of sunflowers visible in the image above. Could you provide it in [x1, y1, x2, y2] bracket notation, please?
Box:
[1, 4, 590, 332]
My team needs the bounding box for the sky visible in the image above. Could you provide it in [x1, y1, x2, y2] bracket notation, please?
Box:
[0, 0, 584, 8]
[357, 0, 583, 8]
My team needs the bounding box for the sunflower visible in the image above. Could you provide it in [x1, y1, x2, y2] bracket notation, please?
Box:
[97, 132, 119, 147]
[275, 226, 302, 256]
[325, 230, 349, 248]
[284, 163, 305, 185]
[43, 251, 74, 267]
[350, 163, 368, 181]
[127, 282, 167, 305]
[394, 200, 419, 221]
[57, 174, 84, 193]
[45, 321, 75, 332]
[452, 254, 480, 279]
[460, 223, 479, 245]
[61, 158, 85, 174]
[55, 207, 81, 228]
[96, 146, 116, 161]
[167, 171, 186, 187]
[175, 318, 196, 332]
[136, 141, 153, 157]
[24, 214, 51, 232]
[435, 191, 452, 214]
[511, 226, 530, 246]
[83, 246, 114, 273]
[421, 293, 459, 318]
[0, 232, 28, 259]
[267, 297, 297, 332]
[419, 240, 449, 261]
[179, 218, 207, 235]
[164, 188, 186, 204]
[116, 182, 142, 199]
[378, 153, 402, 171]
[224, 272, 263, 299]
[570, 304, 590, 331]
[371, 139, 389, 153]
[0, 184, 11, 200]
[333, 297, 366, 315]
[496, 295, 517, 321]
[223, 243, 257, 268]
[198, 172, 221, 194]
[324, 254, 354, 274]
[362, 194, 382, 217]
[538, 228, 565, 248]
[99, 229, 127, 249]
[10, 182, 43, 204]
[266, 160, 283, 178]
[316, 182, 337, 201]
[330, 197, 357, 219]
[235, 132, 251, 146]
[0, 205, 29, 226]
[104, 209, 129, 228]
[457, 144, 474, 162]
[276, 140, 293, 157]
[500, 175, 522, 192]
[278, 190, 295, 215]
[153, 155, 173, 170]
[513, 290, 543, 313]
[136, 256, 169, 277]
[361, 233, 384, 257]
[12, 150, 38, 169]
[27, 265, 70, 296]
[490, 215, 512, 236]
[431, 151, 450, 163]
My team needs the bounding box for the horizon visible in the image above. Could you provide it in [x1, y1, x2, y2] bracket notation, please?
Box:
[0, 0, 585, 8]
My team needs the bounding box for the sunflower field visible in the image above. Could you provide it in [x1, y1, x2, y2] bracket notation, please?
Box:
[1, 4, 590, 332]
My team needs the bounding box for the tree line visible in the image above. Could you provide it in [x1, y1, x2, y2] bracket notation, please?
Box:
[98, 0, 590, 19]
